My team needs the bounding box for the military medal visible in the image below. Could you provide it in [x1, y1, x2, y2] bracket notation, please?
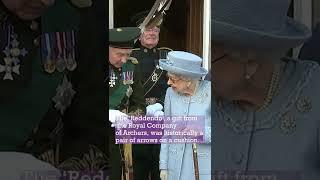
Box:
[55, 32, 66, 72]
[66, 31, 77, 71]
[52, 75, 76, 114]
[122, 71, 127, 84]
[0, 57, 20, 80]
[123, 71, 134, 84]
[126, 86, 133, 97]
[109, 68, 117, 87]
[0, 22, 27, 80]
[42, 33, 56, 73]
[151, 72, 158, 82]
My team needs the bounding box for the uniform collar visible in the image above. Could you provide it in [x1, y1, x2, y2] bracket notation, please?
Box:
[108, 63, 121, 72]
[140, 45, 158, 53]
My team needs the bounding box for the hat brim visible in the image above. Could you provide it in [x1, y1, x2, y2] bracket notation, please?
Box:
[212, 17, 312, 49]
[159, 59, 208, 78]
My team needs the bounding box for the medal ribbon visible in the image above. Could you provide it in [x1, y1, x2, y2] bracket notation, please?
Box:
[62, 31, 67, 60]
[45, 33, 52, 61]
[56, 32, 63, 60]
[50, 32, 57, 61]
[66, 31, 73, 59]
[71, 31, 76, 61]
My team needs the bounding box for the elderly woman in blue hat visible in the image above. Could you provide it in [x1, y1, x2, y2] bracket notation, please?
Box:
[212, 0, 320, 179]
[158, 51, 211, 180]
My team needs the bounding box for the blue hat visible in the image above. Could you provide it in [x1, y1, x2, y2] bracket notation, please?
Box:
[159, 51, 208, 78]
[211, 0, 312, 50]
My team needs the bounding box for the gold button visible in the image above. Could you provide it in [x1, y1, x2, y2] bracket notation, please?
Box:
[30, 21, 39, 31]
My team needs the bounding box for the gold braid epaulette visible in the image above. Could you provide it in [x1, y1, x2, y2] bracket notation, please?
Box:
[128, 56, 139, 64]
[157, 47, 173, 51]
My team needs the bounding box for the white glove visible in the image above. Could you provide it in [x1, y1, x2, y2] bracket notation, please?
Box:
[160, 170, 168, 180]
[146, 103, 163, 116]
[109, 110, 130, 127]
[154, 110, 164, 117]
[0, 152, 60, 180]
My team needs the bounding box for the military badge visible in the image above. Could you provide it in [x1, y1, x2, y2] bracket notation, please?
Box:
[0, 57, 20, 80]
[128, 57, 139, 64]
[56, 59, 66, 72]
[295, 96, 312, 113]
[66, 31, 77, 71]
[43, 59, 56, 73]
[126, 86, 133, 97]
[42, 31, 77, 73]
[109, 69, 117, 88]
[122, 71, 134, 85]
[151, 72, 159, 82]
[52, 75, 76, 114]
[1, 22, 28, 80]
[42, 33, 55, 73]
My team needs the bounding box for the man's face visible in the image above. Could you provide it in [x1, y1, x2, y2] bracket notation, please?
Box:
[139, 26, 160, 49]
[2, 0, 55, 20]
[109, 47, 132, 68]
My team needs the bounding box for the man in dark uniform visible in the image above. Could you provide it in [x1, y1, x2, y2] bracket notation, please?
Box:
[0, 0, 111, 178]
[108, 26, 145, 180]
[0, 0, 57, 151]
[130, 11, 172, 180]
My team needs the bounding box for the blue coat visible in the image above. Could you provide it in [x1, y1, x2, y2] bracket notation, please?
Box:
[213, 59, 320, 180]
[159, 80, 211, 180]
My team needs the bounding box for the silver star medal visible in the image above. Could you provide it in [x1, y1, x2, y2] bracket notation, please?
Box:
[126, 85, 133, 97]
[151, 72, 159, 82]
[1, 33, 28, 80]
[0, 57, 20, 80]
[52, 76, 76, 114]
[109, 72, 118, 87]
